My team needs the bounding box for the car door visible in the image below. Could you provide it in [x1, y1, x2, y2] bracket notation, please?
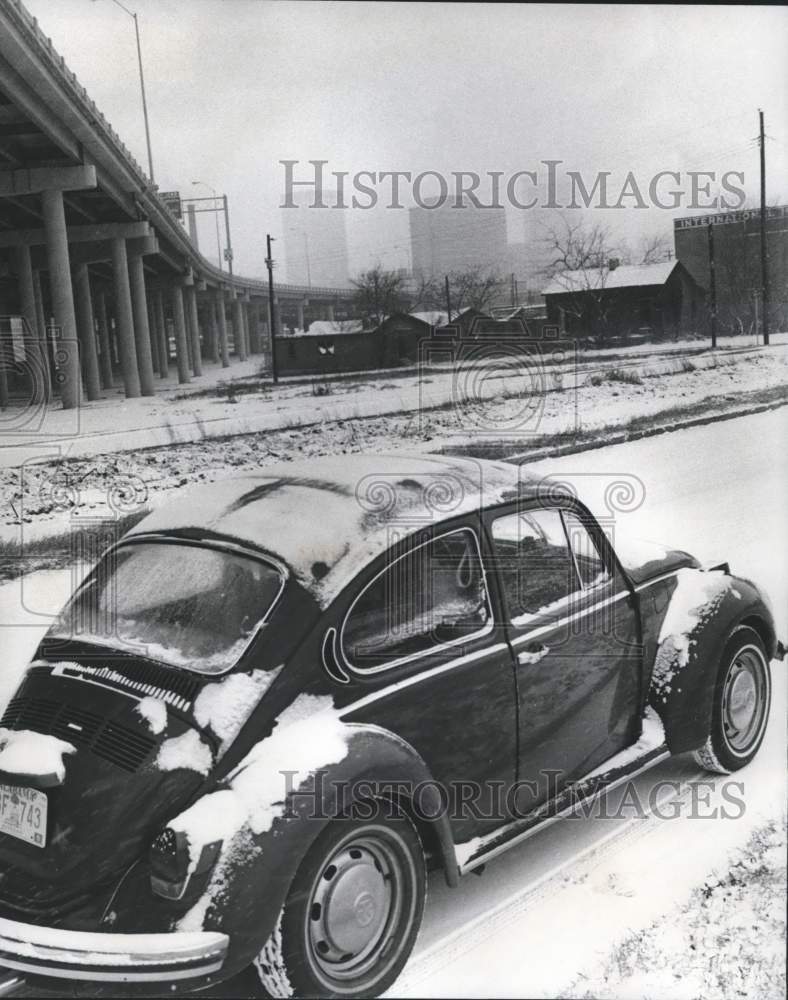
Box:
[482, 501, 643, 815]
[338, 517, 518, 843]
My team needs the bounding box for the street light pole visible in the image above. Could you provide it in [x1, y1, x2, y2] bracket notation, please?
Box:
[192, 181, 223, 270]
[223, 194, 234, 287]
[95, 0, 155, 183]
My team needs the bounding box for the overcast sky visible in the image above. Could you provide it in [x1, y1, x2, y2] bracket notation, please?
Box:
[23, 1, 788, 281]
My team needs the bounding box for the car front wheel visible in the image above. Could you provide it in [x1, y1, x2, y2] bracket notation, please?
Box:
[693, 625, 771, 774]
[255, 803, 426, 998]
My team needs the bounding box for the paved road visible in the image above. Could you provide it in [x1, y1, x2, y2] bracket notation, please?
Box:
[0, 408, 785, 997]
[390, 406, 787, 995]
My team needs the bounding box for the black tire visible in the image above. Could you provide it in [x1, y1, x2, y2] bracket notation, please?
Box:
[255, 802, 426, 998]
[692, 625, 771, 774]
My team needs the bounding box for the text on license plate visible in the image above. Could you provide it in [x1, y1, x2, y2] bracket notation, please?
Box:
[0, 784, 47, 848]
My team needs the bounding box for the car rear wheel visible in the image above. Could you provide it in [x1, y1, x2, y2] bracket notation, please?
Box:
[692, 625, 771, 774]
[255, 803, 426, 998]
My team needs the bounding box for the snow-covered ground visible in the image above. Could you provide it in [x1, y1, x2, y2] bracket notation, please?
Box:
[2, 348, 786, 548]
[0, 408, 785, 999]
[386, 407, 787, 998]
[0, 339, 785, 469]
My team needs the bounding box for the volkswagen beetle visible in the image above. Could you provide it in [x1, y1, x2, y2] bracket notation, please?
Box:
[0, 454, 780, 997]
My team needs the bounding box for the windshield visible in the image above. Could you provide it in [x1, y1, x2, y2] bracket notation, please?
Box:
[48, 540, 283, 675]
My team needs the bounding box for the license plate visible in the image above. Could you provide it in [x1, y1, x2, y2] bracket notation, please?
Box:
[0, 784, 47, 848]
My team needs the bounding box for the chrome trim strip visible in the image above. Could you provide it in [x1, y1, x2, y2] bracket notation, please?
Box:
[339, 642, 510, 717]
[458, 749, 670, 874]
[50, 662, 189, 710]
[634, 570, 680, 592]
[509, 590, 631, 647]
[0, 973, 23, 996]
[339, 589, 634, 712]
[0, 917, 229, 983]
[0, 957, 225, 983]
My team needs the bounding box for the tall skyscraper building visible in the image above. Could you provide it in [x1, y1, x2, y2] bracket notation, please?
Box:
[282, 191, 350, 288]
[408, 198, 508, 279]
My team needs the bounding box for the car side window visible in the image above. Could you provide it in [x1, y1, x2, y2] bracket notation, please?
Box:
[491, 509, 580, 625]
[562, 511, 611, 590]
[342, 528, 491, 672]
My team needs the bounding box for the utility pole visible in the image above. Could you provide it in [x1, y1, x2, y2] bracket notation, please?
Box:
[511, 272, 516, 309]
[758, 109, 770, 346]
[707, 222, 717, 349]
[444, 275, 453, 323]
[222, 194, 234, 289]
[266, 234, 278, 384]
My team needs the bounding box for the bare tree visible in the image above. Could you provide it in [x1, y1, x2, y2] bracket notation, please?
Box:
[637, 232, 673, 265]
[408, 273, 443, 313]
[539, 214, 627, 342]
[448, 267, 502, 313]
[351, 265, 409, 328]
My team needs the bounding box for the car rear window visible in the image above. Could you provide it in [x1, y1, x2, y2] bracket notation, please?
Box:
[49, 541, 283, 675]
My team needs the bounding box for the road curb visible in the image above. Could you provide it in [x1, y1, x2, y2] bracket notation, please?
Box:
[1, 344, 785, 468]
[500, 397, 788, 465]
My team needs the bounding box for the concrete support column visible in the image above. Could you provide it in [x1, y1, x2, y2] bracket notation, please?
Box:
[73, 263, 101, 401]
[111, 237, 141, 398]
[0, 346, 7, 410]
[297, 301, 305, 332]
[248, 302, 261, 354]
[327, 303, 335, 322]
[14, 245, 48, 403]
[128, 254, 156, 396]
[208, 295, 220, 363]
[215, 289, 230, 367]
[146, 292, 160, 377]
[153, 287, 168, 378]
[95, 289, 114, 389]
[185, 285, 202, 376]
[32, 269, 52, 400]
[232, 296, 247, 361]
[170, 284, 191, 384]
[41, 188, 81, 408]
[242, 301, 252, 357]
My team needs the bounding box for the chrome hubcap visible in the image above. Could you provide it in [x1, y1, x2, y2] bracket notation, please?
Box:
[307, 832, 404, 983]
[722, 648, 766, 753]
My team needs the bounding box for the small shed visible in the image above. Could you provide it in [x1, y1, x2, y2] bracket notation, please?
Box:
[542, 260, 706, 343]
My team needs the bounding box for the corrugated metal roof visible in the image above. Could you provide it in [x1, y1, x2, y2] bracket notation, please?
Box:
[542, 260, 678, 296]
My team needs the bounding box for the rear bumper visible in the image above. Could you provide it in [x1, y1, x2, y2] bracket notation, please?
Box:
[0, 917, 228, 983]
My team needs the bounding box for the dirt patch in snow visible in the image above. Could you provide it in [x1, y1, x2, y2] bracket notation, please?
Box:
[565, 815, 787, 1000]
[1, 353, 786, 584]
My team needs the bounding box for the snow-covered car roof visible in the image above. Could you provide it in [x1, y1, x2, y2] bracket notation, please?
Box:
[127, 454, 540, 608]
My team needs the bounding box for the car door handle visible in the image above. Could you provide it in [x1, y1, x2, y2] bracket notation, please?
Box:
[517, 643, 549, 665]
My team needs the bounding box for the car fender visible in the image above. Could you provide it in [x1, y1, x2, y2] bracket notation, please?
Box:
[647, 571, 776, 754]
[156, 721, 455, 982]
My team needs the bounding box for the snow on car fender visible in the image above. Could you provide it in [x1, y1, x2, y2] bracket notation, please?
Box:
[646, 567, 776, 754]
[132, 694, 453, 982]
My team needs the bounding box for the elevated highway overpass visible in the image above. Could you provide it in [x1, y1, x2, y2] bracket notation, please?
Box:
[0, 0, 354, 408]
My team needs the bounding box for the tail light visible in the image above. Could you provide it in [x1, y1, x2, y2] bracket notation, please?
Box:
[149, 827, 221, 901]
